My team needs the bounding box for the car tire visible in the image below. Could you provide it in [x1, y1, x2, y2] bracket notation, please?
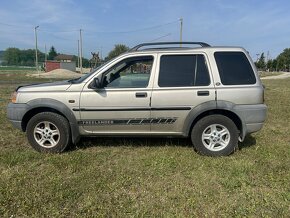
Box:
[26, 112, 71, 153]
[191, 115, 239, 156]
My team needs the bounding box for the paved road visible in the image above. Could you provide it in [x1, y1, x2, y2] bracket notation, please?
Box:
[261, 72, 290, 80]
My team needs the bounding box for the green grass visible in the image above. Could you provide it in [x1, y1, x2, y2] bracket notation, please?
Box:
[259, 71, 283, 77]
[0, 77, 289, 217]
[0, 66, 36, 71]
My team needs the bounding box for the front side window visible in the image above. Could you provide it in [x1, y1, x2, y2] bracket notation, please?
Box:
[158, 54, 210, 87]
[214, 52, 256, 85]
[103, 56, 153, 88]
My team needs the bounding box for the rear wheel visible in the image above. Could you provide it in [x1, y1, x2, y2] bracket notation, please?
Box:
[26, 112, 71, 153]
[191, 115, 238, 156]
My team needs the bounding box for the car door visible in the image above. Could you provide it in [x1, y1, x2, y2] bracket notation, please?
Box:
[79, 54, 156, 134]
[150, 52, 216, 135]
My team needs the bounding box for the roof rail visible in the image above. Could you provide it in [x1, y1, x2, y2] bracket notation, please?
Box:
[129, 41, 211, 52]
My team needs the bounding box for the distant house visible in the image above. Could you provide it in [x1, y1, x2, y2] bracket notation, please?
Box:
[54, 54, 74, 63]
[45, 54, 76, 72]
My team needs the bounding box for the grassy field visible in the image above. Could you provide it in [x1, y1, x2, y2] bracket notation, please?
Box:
[0, 66, 36, 71]
[0, 74, 289, 217]
[259, 71, 283, 77]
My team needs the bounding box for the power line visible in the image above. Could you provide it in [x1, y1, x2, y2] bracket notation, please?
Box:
[0, 21, 33, 28]
[0, 22, 78, 33]
[38, 31, 73, 41]
[38, 29, 79, 33]
[83, 19, 180, 34]
[150, 33, 172, 42]
[0, 20, 179, 35]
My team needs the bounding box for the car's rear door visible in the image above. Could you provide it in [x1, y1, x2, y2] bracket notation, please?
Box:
[150, 52, 216, 135]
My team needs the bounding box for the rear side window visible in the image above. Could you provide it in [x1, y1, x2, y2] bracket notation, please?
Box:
[158, 55, 210, 87]
[214, 52, 256, 85]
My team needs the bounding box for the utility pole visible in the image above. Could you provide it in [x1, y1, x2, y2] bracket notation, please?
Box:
[179, 18, 183, 47]
[44, 44, 47, 62]
[77, 40, 80, 69]
[44, 44, 47, 72]
[79, 29, 83, 74]
[34, 26, 39, 73]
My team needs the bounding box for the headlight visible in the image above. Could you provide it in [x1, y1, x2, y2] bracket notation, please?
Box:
[11, 91, 18, 103]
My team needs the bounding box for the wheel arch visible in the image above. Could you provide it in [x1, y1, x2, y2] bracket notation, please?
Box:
[183, 101, 246, 141]
[21, 98, 80, 144]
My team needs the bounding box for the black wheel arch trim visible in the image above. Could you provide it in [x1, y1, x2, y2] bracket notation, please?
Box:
[183, 100, 246, 141]
[23, 98, 80, 144]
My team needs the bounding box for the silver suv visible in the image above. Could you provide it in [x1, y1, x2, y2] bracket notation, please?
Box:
[7, 42, 267, 156]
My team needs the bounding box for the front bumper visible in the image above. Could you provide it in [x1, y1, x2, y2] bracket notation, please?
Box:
[7, 103, 29, 131]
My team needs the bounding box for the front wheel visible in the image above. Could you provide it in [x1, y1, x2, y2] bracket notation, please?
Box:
[191, 115, 239, 156]
[26, 112, 71, 153]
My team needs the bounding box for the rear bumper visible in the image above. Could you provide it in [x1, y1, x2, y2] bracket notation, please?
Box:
[7, 103, 29, 131]
[234, 104, 267, 139]
[246, 123, 264, 133]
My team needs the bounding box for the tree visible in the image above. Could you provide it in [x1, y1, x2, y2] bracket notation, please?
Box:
[81, 57, 90, 68]
[272, 59, 278, 71]
[48, 46, 58, 60]
[256, 52, 266, 70]
[275, 48, 290, 71]
[266, 59, 273, 71]
[2, 48, 45, 66]
[106, 44, 129, 60]
[3, 48, 21, 65]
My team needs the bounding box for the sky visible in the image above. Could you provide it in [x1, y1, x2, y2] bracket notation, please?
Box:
[0, 0, 290, 60]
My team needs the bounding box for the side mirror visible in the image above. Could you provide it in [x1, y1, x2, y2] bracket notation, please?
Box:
[89, 77, 102, 89]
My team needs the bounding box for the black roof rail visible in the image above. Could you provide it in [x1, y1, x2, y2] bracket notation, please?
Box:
[129, 41, 211, 52]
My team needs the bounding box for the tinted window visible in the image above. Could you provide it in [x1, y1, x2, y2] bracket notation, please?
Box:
[103, 56, 153, 88]
[214, 52, 256, 85]
[158, 55, 210, 87]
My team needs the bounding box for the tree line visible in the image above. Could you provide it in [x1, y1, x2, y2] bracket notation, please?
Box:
[1, 44, 290, 72]
[1, 46, 90, 67]
[255, 48, 290, 72]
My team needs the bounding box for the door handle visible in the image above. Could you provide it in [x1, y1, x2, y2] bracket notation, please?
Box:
[135, 92, 147, 98]
[197, 91, 209, 96]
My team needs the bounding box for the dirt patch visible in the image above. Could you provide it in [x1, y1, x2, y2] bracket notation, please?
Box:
[261, 72, 290, 80]
[29, 69, 82, 79]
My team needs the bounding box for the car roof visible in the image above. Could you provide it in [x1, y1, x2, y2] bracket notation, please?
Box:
[127, 46, 246, 55]
[126, 42, 246, 54]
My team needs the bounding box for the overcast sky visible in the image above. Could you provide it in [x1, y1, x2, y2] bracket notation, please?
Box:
[0, 0, 290, 59]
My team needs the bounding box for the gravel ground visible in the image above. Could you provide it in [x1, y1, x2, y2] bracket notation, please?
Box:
[29, 69, 83, 79]
[261, 72, 290, 80]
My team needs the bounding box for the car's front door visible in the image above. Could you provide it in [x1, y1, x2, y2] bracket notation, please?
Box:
[79, 55, 156, 134]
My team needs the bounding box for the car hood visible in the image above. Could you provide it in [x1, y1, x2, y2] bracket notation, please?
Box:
[17, 80, 72, 92]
